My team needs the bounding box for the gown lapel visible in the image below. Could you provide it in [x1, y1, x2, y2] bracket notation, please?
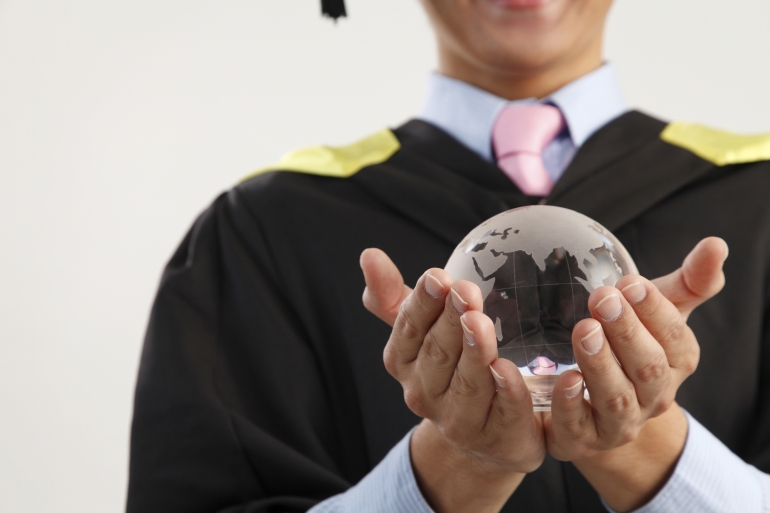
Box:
[549, 111, 665, 199]
[352, 119, 540, 249]
[550, 111, 715, 233]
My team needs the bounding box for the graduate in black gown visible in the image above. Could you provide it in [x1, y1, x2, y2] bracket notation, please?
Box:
[127, 1, 770, 512]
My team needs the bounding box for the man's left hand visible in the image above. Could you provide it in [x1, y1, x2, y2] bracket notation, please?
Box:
[546, 236, 728, 511]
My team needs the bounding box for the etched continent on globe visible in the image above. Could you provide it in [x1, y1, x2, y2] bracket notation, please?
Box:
[444, 206, 637, 410]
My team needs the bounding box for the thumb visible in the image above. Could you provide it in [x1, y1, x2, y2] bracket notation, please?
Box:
[651, 237, 729, 320]
[360, 248, 412, 326]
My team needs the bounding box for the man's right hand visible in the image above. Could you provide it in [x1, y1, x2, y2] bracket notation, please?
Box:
[360, 248, 545, 513]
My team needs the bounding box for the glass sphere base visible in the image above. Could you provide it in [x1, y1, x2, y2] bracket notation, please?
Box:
[524, 375, 559, 411]
[524, 372, 589, 412]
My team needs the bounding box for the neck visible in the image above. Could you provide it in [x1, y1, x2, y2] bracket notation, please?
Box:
[436, 39, 604, 101]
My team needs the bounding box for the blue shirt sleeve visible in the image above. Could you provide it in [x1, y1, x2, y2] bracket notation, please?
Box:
[310, 411, 770, 513]
[603, 410, 770, 513]
[308, 427, 434, 513]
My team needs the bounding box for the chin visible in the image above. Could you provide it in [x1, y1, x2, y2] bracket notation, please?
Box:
[423, 0, 610, 92]
[474, 35, 568, 74]
[462, 2, 580, 70]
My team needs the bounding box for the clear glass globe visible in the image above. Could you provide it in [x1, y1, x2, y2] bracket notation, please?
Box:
[445, 205, 638, 411]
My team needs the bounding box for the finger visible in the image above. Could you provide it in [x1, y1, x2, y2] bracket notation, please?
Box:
[439, 310, 499, 428]
[652, 237, 728, 320]
[548, 370, 597, 460]
[616, 276, 699, 385]
[415, 280, 483, 396]
[587, 288, 670, 410]
[485, 357, 541, 458]
[360, 248, 413, 326]
[382, 268, 453, 378]
[570, 318, 641, 446]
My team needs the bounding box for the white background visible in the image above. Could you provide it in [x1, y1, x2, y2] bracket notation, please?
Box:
[1, 1, 769, 511]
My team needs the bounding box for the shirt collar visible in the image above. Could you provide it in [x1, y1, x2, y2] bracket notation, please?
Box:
[418, 63, 627, 162]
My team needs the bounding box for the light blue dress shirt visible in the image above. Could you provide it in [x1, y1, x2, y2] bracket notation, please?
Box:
[418, 63, 626, 182]
[310, 65, 770, 513]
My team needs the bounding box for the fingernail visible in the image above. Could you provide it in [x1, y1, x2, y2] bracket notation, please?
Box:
[721, 239, 729, 260]
[580, 324, 604, 355]
[621, 281, 647, 304]
[451, 288, 469, 313]
[565, 379, 584, 398]
[594, 293, 622, 321]
[490, 365, 506, 389]
[460, 315, 476, 347]
[424, 272, 445, 299]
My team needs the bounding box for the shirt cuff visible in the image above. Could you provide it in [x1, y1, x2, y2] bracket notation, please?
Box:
[603, 409, 770, 513]
[309, 427, 434, 513]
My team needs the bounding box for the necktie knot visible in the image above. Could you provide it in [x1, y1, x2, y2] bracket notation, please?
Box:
[492, 104, 565, 196]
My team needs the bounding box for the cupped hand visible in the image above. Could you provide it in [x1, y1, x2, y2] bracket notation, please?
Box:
[543, 237, 728, 512]
[545, 237, 728, 461]
[360, 248, 545, 512]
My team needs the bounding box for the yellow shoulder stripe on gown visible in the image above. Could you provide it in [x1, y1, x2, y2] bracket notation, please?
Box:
[240, 128, 400, 182]
[660, 122, 770, 166]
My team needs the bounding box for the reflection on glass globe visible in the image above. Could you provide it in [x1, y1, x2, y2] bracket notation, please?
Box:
[445, 205, 638, 411]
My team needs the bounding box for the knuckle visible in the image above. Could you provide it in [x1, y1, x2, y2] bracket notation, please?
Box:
[602, 386, 637, 418]
[661, 389, 676, 411]
[561, 412, 592, 439]
[422, 330, 453, 368]
[619, 425, 640, 446]
[682, 346, 700, 375]
[449, 369, 484, 400]
[659, 316, 688, 344]
[395, 307, 423, 341]
[651, 395, 674, 418]
[403, 386, 426, 417]
[615, 319, 640, 346]
[382, 345, 399, 377]
[634, 352, 670, 385]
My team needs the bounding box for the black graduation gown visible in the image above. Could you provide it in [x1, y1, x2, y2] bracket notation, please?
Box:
[127, 111, 770, 513]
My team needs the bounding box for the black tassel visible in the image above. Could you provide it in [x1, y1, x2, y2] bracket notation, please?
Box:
[321, 0, 346, 20]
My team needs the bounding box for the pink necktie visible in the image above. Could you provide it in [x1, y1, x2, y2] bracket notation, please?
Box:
[492, 104, 565, 196]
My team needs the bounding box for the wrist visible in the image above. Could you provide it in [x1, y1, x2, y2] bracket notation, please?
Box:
[410, 419, 525, 513]
[573, 403, 688, 513]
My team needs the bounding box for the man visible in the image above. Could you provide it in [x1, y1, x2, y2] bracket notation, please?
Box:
[127, 0, 770, 512]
